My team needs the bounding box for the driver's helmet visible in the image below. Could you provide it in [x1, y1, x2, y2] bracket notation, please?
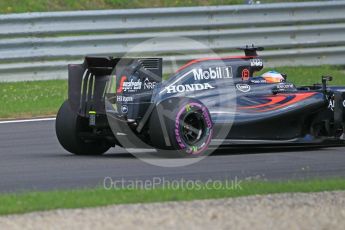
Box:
[260, 71, 285, 83]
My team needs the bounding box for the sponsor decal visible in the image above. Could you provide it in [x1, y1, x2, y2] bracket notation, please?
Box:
[241, 69, 250, 81]
[236, 84, 251, 93]
[117, 76, 127, 93]
[328, 98, 345, 110]
[117, 76, 142, 93]
[327, 95, 345, 110]
[276, 83, 294, 89]
[116, 95, 134, 102]
[166, 83, 215, 94]
[250, 79, 267, 84]
[250, 59, 263, 67]
[121, 105, 129, 114]
[193, 67, 233, 81]
[328, 100, 334, 111]
[328, 97, 335, 111]
[143, 77, 157, 90]
[117, 76, 155, 93]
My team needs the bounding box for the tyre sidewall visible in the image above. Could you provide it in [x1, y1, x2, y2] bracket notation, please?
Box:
[150, 97, 213, 157]
[55, 100, 110, 155]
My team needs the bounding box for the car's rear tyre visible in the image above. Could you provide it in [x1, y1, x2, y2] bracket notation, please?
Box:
[55, 100, 111, 155]
[149, 98, 213, 158]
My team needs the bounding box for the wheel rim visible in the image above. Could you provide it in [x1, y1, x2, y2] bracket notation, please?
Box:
[181, 111, 206, 145]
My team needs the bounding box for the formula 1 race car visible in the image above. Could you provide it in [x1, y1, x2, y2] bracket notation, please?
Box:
[56, 46, 345, 157]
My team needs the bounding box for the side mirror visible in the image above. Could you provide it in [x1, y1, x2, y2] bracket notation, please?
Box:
[282, 73, 287, 81]
[322, 76, 333, 92]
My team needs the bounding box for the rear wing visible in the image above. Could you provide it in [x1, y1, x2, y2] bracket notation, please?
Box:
[68, 57, 162, 117]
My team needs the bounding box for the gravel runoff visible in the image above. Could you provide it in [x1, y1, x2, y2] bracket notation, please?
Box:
[1, 191, 345, 230]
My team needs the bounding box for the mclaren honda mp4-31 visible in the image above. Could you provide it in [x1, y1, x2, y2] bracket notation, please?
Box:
[56, 46, 345, 157]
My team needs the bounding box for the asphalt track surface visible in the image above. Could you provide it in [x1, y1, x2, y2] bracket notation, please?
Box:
[0, 119, 345, 193]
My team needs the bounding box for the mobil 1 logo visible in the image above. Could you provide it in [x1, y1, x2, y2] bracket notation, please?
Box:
[193, 66, 233, 81]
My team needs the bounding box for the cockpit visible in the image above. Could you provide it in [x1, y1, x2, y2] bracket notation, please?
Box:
[250, 71, 286, 84]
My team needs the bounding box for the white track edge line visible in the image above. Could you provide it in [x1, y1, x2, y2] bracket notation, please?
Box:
[0, 118, 56, 124]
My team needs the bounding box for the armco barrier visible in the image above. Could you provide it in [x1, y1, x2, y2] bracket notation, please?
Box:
[0, 1, 344, 81]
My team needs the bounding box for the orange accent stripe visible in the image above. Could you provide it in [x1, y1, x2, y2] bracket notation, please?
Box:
[258, 93, 316, 112]
[240, 95, 287, 109]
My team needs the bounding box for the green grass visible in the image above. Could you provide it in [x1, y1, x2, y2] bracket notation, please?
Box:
[0, 178, 345, 216]
[0, 0, 317, 14]
[0, 80, 67, 118]
[0, 65, 344, 119]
